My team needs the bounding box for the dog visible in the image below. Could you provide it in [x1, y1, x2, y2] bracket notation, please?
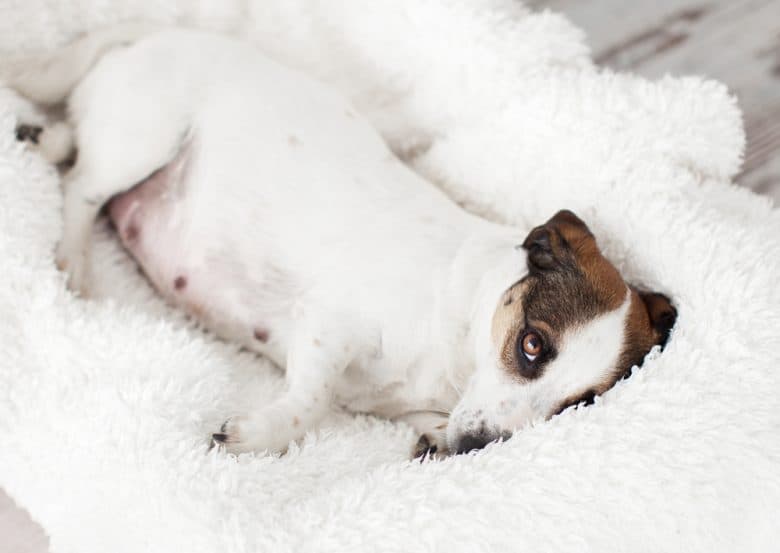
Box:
[10, 24, 677, 457]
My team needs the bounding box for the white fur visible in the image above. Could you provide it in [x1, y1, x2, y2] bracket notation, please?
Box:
[0, 2, 777, 552]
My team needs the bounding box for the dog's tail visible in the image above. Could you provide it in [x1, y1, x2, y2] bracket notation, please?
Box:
[9, 21, 163, 105]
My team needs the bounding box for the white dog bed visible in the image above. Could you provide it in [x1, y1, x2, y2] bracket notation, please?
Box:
[1, 1, 778, 552]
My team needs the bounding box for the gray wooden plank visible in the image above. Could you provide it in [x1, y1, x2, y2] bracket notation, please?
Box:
[0, 488, 49, 553]
[530, 0, 780, 202]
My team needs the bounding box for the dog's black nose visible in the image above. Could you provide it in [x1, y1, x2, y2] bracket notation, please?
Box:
[455, 433, 494, 454]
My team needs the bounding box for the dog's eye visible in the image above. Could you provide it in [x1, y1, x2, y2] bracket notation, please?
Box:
[520, 332, 543, 361]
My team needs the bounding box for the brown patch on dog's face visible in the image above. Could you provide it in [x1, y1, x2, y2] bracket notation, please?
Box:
[551, 289, 677, 416]
[492, 210, 677, 414]
[493, 211, 630, 380]
[450, 210, 679, 453]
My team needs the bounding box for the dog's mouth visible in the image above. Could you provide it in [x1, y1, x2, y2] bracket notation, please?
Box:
[452, 429, 512, 454]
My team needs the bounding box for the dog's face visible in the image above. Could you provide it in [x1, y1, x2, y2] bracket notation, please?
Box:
[448, 210, 677, 453]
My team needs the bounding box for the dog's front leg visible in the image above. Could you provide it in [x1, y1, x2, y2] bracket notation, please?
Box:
[214, 316, 355, 454]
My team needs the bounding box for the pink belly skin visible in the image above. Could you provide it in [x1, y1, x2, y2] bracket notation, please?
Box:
[106, 146, 285, 361]
[107, 147, 190, 296]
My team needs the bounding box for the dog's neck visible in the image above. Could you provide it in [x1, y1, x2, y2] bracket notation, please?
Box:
[435, 220, 528, 398]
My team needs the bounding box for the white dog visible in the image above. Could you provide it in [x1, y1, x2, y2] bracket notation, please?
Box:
[11, 24, 676, 456]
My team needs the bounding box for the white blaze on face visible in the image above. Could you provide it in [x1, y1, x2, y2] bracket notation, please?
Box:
[448, 291, 631, 450]
[523, 294, 630, 418]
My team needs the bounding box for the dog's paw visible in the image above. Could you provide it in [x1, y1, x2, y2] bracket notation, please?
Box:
[211, 416, 269, 455]
[55, 244, 92, 297]
[211, 416, 243, 447]
[413, 433, 449, 461]
[212, 412, 299, 455]
[15, 122, 74, 164]
[15, 123, 43, 144]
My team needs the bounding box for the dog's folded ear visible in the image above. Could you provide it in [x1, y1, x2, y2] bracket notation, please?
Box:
[638, 292, 677, 348]
[521, 210, 594, 272]
[521, 226, 556, 270]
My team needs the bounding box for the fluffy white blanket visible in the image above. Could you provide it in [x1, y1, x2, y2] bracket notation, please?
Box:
[1, 1, 778, 552]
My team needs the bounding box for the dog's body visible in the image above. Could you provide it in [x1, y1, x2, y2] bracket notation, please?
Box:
[12, 25, 676, 456]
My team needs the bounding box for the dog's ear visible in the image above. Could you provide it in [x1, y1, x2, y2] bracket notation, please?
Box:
[638, 292, 677, 348]
[521, 226, 556, 270]
[521, 210, 593, 272]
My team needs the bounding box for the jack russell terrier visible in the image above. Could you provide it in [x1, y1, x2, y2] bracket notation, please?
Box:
[10, 25, 676, 457]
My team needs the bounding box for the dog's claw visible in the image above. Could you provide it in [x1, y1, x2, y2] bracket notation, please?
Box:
[413, 434, 438, 460]
[15, 124, 43, 144]
[212, 417, 243, 450]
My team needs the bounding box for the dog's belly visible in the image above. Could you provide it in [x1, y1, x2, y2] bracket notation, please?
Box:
[107, 147, 290, 362]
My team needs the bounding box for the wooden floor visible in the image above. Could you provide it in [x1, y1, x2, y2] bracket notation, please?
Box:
[0, 489, 48, 553]
[529, 0, 780, 201]
[1, 2, 778, 553]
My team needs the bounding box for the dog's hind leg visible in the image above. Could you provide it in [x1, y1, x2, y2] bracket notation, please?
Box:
[56, 123, 188, 296]
[55, 164, 113, 295]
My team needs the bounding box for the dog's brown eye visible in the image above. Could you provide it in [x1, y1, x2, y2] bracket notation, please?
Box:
[521, 332, 542, 361]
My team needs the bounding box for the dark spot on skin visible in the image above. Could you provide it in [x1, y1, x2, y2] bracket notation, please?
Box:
[125, 224, 139, 241]
[174, 275, 187, 291]
[253, 328, 270, 343]
[292, 416, 300, 427]
[313, 338, 321, 347]
[345, 109, 355, 118]
[15, 124, 42, 144]
[288, 135, 301, 147]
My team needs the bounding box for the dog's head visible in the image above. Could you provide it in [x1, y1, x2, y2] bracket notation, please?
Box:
[448, 210, 676, 453]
